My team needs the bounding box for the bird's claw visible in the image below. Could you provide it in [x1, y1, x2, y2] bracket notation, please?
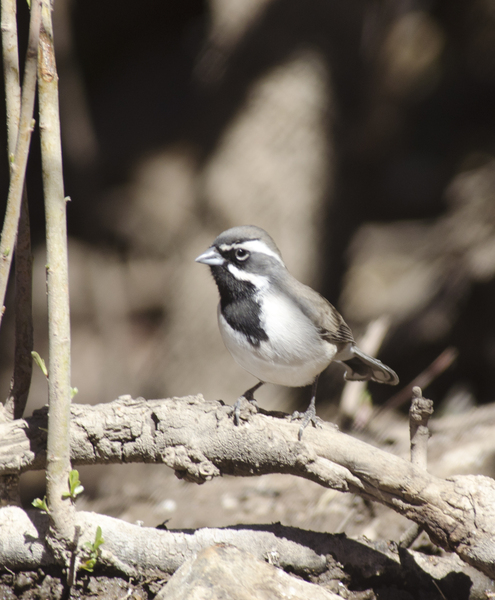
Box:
[228, 396, 258, 425]
[291, 408, 322, 440]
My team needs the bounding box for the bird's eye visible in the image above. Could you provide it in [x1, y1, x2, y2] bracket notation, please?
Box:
[234, 248, 249, 261]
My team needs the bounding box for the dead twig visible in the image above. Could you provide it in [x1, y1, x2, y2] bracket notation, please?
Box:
[400, 386, 434, 548]
[408, 386, 434, 470]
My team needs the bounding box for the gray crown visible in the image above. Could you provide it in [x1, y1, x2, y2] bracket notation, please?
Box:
[212, 225, 283, 261]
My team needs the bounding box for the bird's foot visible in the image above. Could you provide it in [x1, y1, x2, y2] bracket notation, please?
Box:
[228, 396, 258, 426]
[291, 405, 322, 440]
[228, 382, 264, 425]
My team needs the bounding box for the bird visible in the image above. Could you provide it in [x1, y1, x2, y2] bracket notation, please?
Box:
[195, 225, 399, 439]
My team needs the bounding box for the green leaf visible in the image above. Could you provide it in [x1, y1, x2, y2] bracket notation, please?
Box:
[32, 496, 48, 512]
[64, 469, 84, 499]
[79, 526, 104, 572]
[69, 469, 79, 488]
[31, 351, 48, 377]
[94, 526, 104, 549]
[79, 558, 96, 573]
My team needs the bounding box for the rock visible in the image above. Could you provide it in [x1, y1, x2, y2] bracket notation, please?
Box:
[156, 543, 339, 600]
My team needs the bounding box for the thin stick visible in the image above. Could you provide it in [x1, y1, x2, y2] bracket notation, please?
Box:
[399, 386, 433, 548]
[1, 0, 34, 420]
[339, 316, 391, 428]
[6, 195, 33, 420]
[1, 0, 21, 146]
[0, 0, 41, 327]
[38, 0, 75, 571]
[408, 386, 433, 470]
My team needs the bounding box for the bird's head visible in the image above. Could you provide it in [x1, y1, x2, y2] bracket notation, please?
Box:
[195, 226, 286, 297]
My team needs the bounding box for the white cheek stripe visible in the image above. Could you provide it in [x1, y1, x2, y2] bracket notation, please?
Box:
[227, 263, 269, 289]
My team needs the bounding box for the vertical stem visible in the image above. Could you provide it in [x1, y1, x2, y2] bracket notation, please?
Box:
[2, 0, 21, 150]
[0, 0, 40, 327]
[1, 0, 34, 422]
[1, 0, 34, 511]
[399, 387, 434, 548]
[409, 386, 433, 470]
[6, 194, 33, 421]
[38, 0, 74, 554]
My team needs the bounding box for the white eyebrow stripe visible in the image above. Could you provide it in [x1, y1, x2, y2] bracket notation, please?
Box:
[218, 243, 234, 252]
[234, 240, 285, 265]
[227, 264, 270, 289]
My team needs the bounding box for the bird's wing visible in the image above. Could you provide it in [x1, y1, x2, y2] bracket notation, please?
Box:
[276, 274, 355, 346]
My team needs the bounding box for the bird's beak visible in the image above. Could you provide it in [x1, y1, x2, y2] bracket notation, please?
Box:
[195, 247, 224, 266]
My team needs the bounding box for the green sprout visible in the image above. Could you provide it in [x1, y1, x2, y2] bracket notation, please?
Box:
[31, 351, 48, 377]
[32, 496, 49, 513]
[32, 351, 78, 399]
[62, 469, 84, 500]
[80, 526, 104, 573]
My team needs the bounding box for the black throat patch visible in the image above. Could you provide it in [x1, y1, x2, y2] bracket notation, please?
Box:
[211, 266, 268, 347]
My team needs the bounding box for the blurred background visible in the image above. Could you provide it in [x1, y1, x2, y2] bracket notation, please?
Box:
[1, 0, 495, 537]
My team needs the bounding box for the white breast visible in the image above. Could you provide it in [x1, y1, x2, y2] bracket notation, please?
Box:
[218, 291, 337, 388]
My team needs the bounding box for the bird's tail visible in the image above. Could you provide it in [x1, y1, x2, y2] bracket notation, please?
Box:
[341, 345, 399, 385]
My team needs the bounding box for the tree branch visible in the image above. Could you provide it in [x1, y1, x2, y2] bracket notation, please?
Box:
[2, 395, 495, 577]
[0, 505, 488, 590]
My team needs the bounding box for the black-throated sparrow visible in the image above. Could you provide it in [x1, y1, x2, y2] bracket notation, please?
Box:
[196, 225, 399, 439]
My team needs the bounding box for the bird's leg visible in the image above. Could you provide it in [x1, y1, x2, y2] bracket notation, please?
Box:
[230, 381, 264, 425]
[291, 376, 322, 440]
[242, 380, 264, 403]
